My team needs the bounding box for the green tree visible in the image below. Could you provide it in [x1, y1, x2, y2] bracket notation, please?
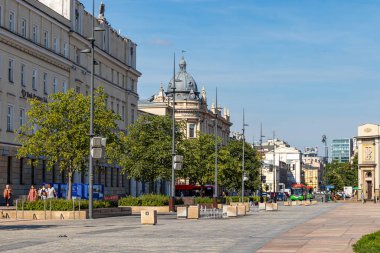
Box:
[118, 114, 184, 184]
[179, 133, 222, 193]
[327, 154, 358, 191]
[17, 88, 122, 199]
[219, 139, 261, 193]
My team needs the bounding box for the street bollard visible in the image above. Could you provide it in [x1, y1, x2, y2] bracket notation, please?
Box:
[15, 199, 18, 220]
[22, 199, 24, 219]
[44, 199, 47, 220]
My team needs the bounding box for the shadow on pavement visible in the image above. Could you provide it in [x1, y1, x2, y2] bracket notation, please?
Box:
[0, 224, 58, 231]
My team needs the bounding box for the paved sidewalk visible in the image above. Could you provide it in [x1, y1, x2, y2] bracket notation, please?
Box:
[0, 203, 335, 253]
[256, 203, 380, 253]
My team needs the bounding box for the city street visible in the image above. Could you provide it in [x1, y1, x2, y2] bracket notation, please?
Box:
[1, 203, 378, 253]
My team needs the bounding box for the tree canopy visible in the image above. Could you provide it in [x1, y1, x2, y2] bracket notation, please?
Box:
[17, 88, 123, 199]
[118, 114, 184, 183]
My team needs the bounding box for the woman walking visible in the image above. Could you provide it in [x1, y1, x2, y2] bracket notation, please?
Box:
[27, 185, 38, 202]
[3, 185, 12, 207]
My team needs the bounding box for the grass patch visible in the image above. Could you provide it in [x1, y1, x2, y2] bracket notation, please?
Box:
[353, 230, 380, 253]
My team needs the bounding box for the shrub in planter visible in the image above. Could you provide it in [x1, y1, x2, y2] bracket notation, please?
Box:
[194, 197, 213, 204]
[227, 196, 250, 203]
[118, 196, 141, 206]
[175, 198, 184, 205]
[17, 199, 116, 211]
[140, 194, 169, 206]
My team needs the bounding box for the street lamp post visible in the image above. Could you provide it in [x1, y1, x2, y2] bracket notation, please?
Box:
[81, 0, 105, 219]
[241, 109, 248, 203]
[213, 87, 218, 208]
[272, 131, 277, 203]
[169, 53, 177, 212]
[259, 123, 265, 203]
[322, 135, 328, 190]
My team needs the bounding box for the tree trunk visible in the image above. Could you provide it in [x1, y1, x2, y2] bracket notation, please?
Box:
[67, 170, 73, 200]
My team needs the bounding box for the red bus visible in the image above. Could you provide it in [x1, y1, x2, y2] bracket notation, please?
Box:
[175, 185, 214, 197]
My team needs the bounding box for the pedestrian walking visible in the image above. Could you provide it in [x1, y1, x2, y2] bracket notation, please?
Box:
[361, 191, 365, 204]
[27, 185, 38, 202]
[46, 184, 57, 199]
[38, 185, 47, 200]
[3, 184, 12, 207]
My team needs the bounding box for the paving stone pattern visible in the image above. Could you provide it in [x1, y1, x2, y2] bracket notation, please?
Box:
[0, 203, 377, 253]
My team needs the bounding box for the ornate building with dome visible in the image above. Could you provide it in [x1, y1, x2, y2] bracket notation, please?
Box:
[139, 56, 232, 144]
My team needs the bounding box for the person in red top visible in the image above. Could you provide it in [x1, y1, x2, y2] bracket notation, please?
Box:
[27, 185, 38, 202]
[3, 184, 12, 207]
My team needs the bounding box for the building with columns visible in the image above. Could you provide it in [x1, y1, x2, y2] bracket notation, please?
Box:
[0, 0, 140, 199]
[357, 124, 380, 201]
[139, 56, 232, 145]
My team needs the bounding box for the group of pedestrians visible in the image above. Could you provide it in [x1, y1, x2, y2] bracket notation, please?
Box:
[28, 184, 57, 201]
[2, 184, 57, 207]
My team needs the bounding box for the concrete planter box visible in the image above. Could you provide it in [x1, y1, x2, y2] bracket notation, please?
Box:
[121, 206, 170, 214]
[188, 206, 200, 219]
[1, 207, 132, 220]
[177, 206, 188, 219]
[265, 203, 278, 211]
[259, 202, 266, 210]
[226, 205, 238, 217]
[311, 200, 318, 205]
[284, 201, 290, 206]
[141, 210, 157, 225]
[230, 202, 250, 212]
[237, 205, 246, 216]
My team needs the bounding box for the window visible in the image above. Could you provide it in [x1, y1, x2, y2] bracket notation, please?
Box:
[53, 78, 57, 93]
[76, 86, 80, 93]
[19, 108, 25, 127]
[43, 31, 49, 48]
[21, 19, 27, 37]
[9, 11, 15, 32]
[189, 123, 195, 138]
[20, 64, 26, 87]
[7, 105, 14, 132]
[43, 73, 48, 94]
[32, 25, 38, 42]
[53, 36, 58, 52]
[131, 108, 135, 123]
[110, 101, 114, 112]
[8, 59, 13, 83]
[32, 69, 37, 90]
[63, 43, 68, 57]
[116, 103, 119, 115]
[62, 81, 68, 93]
[122, 105, 125, 121]
[19, 158, 24, 185]
[131, 79, 135, 92]
[7, 157, 12, 184]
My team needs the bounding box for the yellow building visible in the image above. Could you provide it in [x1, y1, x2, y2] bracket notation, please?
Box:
[0, 0, 140, 197]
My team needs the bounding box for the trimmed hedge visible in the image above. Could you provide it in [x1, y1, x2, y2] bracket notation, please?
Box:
[17, 199, 117, 211]
[118, 194, 183, 206]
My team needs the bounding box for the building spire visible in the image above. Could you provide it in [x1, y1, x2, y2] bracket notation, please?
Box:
[201, 84, 207, 103]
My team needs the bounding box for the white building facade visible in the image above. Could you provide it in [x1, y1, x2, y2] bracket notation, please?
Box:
[357, 124, 380, 201]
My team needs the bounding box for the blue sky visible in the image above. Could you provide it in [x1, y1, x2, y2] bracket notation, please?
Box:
[81, 0, 380, 154]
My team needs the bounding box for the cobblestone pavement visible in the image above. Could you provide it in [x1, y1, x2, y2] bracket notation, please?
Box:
[257, 202, 380, 253]
[0, 203, 367, 253]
